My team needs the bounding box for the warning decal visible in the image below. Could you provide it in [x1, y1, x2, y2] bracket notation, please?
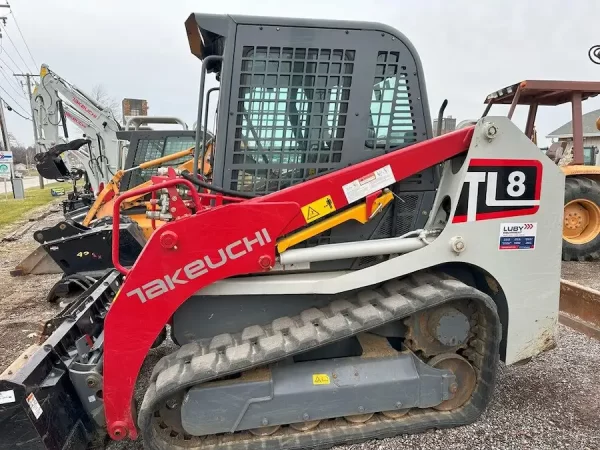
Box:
[342, 165, 395, 204]
[499, 222, 537, 250]
[312, 373, 331, 385]
[26, 392, 43, 419]
[301, 195, 336, 224]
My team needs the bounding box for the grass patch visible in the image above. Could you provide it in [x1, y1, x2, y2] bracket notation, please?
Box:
[0, 182, 65, 227]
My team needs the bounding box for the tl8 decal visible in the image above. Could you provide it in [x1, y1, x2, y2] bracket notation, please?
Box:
[453, 159, 542, 223]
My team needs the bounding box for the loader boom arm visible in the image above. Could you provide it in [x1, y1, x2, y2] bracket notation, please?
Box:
[103, 125, 475, 440]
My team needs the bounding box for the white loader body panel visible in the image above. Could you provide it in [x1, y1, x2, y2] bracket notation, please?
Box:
[200, 117, 564, 365]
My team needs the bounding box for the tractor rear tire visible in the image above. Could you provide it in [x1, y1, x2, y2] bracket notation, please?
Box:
[562, 176, 600, 261]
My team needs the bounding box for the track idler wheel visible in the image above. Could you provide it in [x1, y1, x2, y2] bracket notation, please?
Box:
[428, 353, 476, 411]
[344, 413, 374, 423]
[249, 425, 280, 436]
[290, 420, 321, 431]
[382, 409, 410, 419]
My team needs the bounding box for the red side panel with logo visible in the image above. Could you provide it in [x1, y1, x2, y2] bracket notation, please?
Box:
[103, 202, 300, 439]
[452, 159, 543, 223]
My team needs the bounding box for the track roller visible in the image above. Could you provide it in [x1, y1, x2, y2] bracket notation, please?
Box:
[428, 353, 477, 411]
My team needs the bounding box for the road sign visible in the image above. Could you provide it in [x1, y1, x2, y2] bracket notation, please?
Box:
[0, 162, 11, 179]
[0, 151, 13, 162]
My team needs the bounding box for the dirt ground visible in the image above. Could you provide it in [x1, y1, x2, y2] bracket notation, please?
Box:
[0, 201, 64, 371]
[0, 205, 598, 449]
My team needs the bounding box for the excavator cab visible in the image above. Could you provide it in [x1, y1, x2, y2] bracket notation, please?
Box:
[186, 13, 438, 270]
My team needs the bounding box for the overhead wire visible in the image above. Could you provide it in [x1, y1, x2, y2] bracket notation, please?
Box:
[0, 84, 31, 118]
[0, 65, 27, 101]
[0, 47, 25, 76]
[1, 24, 34, 74]
[3, 99, 31, 121]
[9, 9, 37, 69]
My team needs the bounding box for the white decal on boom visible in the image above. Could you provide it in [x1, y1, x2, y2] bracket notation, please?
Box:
[126, 228, 271, 303]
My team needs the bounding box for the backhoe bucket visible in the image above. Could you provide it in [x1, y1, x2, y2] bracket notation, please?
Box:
[34, 151, 70, 181]
[0, 270, 121, 450]
[10, 246, 62, 276]
[11, 220, 145, 301]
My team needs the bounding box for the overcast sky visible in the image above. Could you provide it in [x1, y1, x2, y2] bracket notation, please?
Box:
[3, 0, 600, 147]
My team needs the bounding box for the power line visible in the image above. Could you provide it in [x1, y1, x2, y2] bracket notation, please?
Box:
[0, 62, 26, 97]
[9, 10, 36, 69]
[1, 24, 33, 74]
[3, 98, 30, 121]
[0, 46, 26, 76]
[0, 66, 26, 101]
[0, 83, 30, 118]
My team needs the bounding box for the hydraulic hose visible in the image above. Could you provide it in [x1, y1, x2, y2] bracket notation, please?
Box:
[180, 171, 256, 199]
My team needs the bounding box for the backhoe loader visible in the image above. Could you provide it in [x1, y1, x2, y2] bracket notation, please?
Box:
[0, 13, 564, 450]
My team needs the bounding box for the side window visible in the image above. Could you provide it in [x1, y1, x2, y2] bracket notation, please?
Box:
[238, 87, 309, 164]
[232, 46, 353, 194]
[129, 136, 195, 186]
[367, 52, 416, 149]
[583, 147, 596, 166]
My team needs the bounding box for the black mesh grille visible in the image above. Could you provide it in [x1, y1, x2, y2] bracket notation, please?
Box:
[128, 136, 195, 187]
[367, 51, 416, 149]
[395, 194, 419, 235]
[306, 229, 332, 247]
[231, 46, 355, 194]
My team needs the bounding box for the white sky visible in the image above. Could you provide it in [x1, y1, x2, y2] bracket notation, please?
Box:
[3, 0, 600, 147]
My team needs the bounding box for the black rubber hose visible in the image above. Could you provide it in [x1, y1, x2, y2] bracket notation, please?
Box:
[180, 171, 257, 199]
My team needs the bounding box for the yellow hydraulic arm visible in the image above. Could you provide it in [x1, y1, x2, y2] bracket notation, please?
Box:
[82, 144, 212, 227]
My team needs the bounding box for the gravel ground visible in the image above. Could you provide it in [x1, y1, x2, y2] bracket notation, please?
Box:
[0, 209, 598, 450]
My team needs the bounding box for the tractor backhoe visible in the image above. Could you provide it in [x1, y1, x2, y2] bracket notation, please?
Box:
[0, 13, 564, 450]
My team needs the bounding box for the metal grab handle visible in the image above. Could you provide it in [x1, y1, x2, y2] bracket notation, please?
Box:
[111, 178, 201, 275]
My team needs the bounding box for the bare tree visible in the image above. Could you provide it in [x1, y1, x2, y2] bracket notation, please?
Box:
[90, 84, 121, 121]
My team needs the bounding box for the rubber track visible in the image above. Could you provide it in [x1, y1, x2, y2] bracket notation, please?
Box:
[139, 270, 501, 450]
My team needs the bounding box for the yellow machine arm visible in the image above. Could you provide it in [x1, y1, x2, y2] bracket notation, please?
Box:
[82, 144, 212, 228]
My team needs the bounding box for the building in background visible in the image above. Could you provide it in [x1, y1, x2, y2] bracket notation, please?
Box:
[546, 108, 600, 165]
[546, 108, 600, 148]
[122, 98, 149, 125]
[432, 116, 457, 136]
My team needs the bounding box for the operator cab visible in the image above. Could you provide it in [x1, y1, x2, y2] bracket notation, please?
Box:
[185, 13, 438, 270]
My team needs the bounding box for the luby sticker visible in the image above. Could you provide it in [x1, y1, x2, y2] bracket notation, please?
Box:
[499, 222, 537, 250]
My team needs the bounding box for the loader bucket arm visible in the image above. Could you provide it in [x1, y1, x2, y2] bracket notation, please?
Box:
[34, 138, 92, 181]
[102, 126, 475, 440]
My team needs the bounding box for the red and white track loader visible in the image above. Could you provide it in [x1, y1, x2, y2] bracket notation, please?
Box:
[0, 12, 564, 450]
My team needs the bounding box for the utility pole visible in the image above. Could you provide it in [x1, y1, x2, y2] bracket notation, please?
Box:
[14, 73, 43, 188]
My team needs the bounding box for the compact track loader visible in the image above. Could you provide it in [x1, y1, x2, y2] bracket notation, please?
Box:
[0, 13, 564, 450]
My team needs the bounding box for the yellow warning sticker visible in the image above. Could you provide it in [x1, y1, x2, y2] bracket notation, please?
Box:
[301, 195, 336, 224]
[312, 373, 331, 385]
